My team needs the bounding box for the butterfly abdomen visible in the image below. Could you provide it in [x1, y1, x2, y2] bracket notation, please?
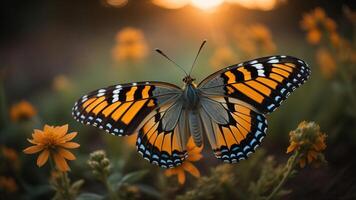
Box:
[188, 111, 203, 147]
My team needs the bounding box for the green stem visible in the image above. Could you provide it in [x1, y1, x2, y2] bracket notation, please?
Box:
[49, 157, 73, 200]
[102, 175, 119, 200]
[60, 172, 73, 200]
[266, 151, 300, 200]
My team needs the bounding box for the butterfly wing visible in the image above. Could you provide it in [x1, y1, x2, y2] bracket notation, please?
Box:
[136, 99, 191, 168]
[198, 55, 310, 162]
[199, 96, 267, 163]
[72, 81, 182, 136]
[198, 55, 311, 114]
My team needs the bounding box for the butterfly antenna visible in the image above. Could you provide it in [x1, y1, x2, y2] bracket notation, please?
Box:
[155, 48, 188, 76]
[189, 40, 207, 75]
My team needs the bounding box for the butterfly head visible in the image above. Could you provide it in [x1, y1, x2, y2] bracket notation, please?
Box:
[183, 76, 196, 85]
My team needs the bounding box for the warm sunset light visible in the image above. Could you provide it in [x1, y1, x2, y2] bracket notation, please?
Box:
[152, 0, 190, 9]
[228, 0, 277, 11]
[191, 0, 224, 10]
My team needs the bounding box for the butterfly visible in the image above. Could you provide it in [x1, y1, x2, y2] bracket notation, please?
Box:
[72, 41, 310, 168]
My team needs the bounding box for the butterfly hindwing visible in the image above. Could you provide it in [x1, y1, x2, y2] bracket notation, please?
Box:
[72, 81, 182, 136]
[136, 100, 190, 168]
[198, 55, 311, 114]
[200, 96, 267, 163]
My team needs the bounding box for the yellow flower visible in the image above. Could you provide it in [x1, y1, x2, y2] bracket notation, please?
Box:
[1, 146, 18, 162]
[329, 32, 342, 48]
[164, 137, 203, 184]
[314, 7, 326, 21]
[306, 28, 322, 44]
[23, 124, 80, 172]
[316, 48, 336, 79]
[9, 100, 36, 122]
[249, 24, 276, 52]
[112, 27, 148, 62]
[210, 46, 236, 69]
[286, 121, 327, 168]
[300, 13, 317, 30]
[234, 23, 276, 57]
[0, 176, 17, 193]
[52, 74, 71, 91]
[301, 7, 339, 46]
[324, 17, 337, 32]
[1, 146, 20, 170]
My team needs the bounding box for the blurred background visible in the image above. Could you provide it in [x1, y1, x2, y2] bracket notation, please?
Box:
[0, 0, 355, 199]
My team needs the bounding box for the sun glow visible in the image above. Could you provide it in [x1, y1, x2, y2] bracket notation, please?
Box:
[152, 0, 190, 9]
[191, 0, 224, 10]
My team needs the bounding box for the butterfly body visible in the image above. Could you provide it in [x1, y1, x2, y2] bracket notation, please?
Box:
[72, 55, 311, 168]
[182, 81, 200, 110]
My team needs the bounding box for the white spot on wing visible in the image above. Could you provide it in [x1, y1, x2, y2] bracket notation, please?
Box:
[249, 60, 258, 64]
[267, 59, 279, 63]
[252, 63, 263, 69]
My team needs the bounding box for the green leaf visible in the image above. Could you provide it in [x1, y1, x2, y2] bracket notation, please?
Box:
[76, 193, 104, 200]
[276, 189, 292, 197]
[70, 179, 85, 194]
[121, 170, 148, 184]
[116, 170, 148, 189]
[108, 172, 122, 188]
[136, 184, 162, 199]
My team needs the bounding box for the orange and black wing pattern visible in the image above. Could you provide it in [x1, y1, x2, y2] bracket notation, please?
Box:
[200, 97, 267, 163]
[198, 55, 311, 114]
[72, 82, 182, 136]
[136, 101, 188, 168]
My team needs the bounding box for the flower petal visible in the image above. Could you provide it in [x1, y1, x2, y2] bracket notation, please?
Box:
[187, 153, 203, 162]
[177, 170, 186, 185]
[182, 162, 200, 178]
[189, 145, 203, 154]
[60, 132, 77, 142]
[186, 137, 196, 150]
[55, 124, 68, 138]
[23, 145, 44, 154]
[53, 152, 70, 172]
[27, 138, 38, 144]
[32, 130, 46, 143]
[44, 125, 53, 132]
[164, 168, 178, 177]
[36, 150, 49, 167]
[286, 142, 298, 153]
[58, 142, 80, 149]
[57, 148, 76, 160]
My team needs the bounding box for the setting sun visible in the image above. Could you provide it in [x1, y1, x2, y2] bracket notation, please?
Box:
[191, 0, 224, 10]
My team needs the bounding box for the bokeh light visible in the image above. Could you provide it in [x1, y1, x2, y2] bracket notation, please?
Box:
[228, 0, 278, 10]
[191, 0, 224, 11]
[152, 0, 190, 9]
[103, 0, 128, 8]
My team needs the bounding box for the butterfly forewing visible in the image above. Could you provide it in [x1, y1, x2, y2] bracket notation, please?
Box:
[72, 81, 182, 136]
[198, 55, 311, 114]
